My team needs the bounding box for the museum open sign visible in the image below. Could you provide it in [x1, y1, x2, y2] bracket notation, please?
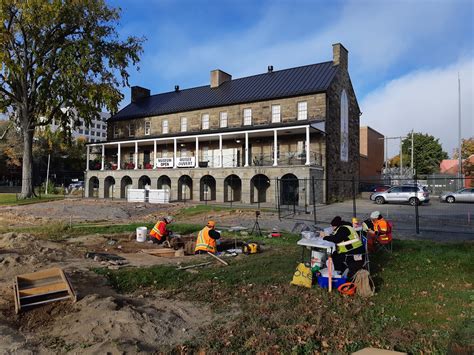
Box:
[156, 158, 173, 168]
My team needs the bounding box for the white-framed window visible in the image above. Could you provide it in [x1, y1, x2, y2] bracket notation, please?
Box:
[162, 119, 168, 134]
[180, 147, 188, 157]
[162, 148, 168, 157]
[128, 123, 135, 137]
[202, 114, 209, 130]
[180, 117, 187, 132]
[219, 112, 228, 128]
[297, 141, 304, 154]
[297, 101, 307, 120]
[271, 104, 281, 123]
[243, 108, 252, 126]
[144, 121, 151, 135]
[202, 146, 209, 161]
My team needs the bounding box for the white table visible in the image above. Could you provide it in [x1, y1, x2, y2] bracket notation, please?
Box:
[297, 238, 336, 292]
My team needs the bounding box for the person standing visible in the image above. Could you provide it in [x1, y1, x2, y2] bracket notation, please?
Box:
[195, 220, 221, 254]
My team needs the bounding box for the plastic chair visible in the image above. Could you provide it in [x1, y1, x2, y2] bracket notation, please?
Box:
[343, 234, 370, 276]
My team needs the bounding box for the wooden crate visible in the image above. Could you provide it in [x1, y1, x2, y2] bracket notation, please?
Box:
[13, 267, 77, 314]
[140, 248, 177, 257]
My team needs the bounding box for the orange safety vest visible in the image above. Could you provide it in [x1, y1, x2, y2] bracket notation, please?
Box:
[374, 219, 391, 242]
[150, 220, 166, 240]
[194, 226, 216, 254]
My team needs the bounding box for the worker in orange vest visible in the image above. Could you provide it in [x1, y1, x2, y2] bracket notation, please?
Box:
[149, 216, 173, 244]
[366, 211, 389, 252]
[194, 220, 221, 254]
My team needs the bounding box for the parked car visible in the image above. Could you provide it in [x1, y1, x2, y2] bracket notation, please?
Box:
[370, 185, 430, 206]
[373, 185, 391, 192]
[68, 181, 84, 189]
[439, 188, 474, 203]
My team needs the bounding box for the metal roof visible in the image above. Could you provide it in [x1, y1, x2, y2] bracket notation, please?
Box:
[111, 61, 338, 121]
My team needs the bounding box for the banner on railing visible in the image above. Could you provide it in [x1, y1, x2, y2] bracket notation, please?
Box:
[156, 157, 174, 168]
[177, 157, 195, 167]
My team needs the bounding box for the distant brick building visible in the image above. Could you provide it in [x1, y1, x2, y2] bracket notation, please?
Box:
[85, 43, 361, 204]
[440, 155, 474, 187]
[359, 126, 384, 180]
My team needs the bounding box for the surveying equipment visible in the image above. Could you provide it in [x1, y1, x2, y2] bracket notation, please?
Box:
[251, 210, 263, 237]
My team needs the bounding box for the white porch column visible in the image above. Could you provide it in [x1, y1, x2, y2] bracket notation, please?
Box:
[101, 144, 105, 170]
[219, 134, 223, 168]
[273, 129, 278, 166]
[86, 145, 90, 171]
[117, 143, 121, 170]
[173, 138, 177, 168]
[134, 141, 138, 170]
[244, 132, 249, 167]
[153, 140, 157, 169]
[195, 137, 199, 168]
[305, 125, 310, 166]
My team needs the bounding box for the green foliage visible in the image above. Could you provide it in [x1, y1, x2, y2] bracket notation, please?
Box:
[453, 137, 474, 160]
[402, 132, 448, 174]
[0, 0, 144, 197]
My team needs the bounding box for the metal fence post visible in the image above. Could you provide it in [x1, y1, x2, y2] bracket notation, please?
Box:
[414, 174, 420, 234]
[352, 176, 356, 218]
[312, 176, 317, 225]
[276, 178, 281, 220]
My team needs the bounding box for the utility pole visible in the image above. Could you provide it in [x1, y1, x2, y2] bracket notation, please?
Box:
[400, 138, 403, 177]
[458, 73, 462, 189]
[411, 130, 414, 177]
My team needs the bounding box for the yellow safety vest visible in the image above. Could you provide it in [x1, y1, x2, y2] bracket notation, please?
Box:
[195, 226, 216, 254]
[335, 225, 362, 253]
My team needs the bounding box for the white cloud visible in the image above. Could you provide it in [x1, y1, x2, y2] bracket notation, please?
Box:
[361, 58, 474, 158]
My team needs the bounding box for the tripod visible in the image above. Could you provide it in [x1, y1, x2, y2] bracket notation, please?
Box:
[251, 212, 263, 237]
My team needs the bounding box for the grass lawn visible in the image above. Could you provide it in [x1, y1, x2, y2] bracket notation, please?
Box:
[0, 193, 64, 206]
[94, 230, 474, 353]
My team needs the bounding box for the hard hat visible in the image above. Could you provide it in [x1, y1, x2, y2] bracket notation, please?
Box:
[207, 220, 216, 228]
[370, 211, 380, 219]
[165, 216, 173, 223]
[337, 282, 356, 296]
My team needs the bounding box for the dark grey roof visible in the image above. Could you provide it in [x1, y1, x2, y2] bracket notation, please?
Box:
[111, 61, 337, 121]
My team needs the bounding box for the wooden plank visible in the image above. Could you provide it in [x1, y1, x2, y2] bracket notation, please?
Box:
[58, 269, 77, 303]
[207, 252, 229, 266]
[141, 249, 176, 257]
[19, 282, 68, 297]
[18, 276, 63, 289]
[16, 268, 62, 282]
[13, 279, 20, 314]
[21, 295, 72, 308]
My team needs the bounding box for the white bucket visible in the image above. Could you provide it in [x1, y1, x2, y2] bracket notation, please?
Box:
[136, 227, 147, 242]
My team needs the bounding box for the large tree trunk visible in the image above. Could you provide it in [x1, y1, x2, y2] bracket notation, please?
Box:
[20, 127, 35, 199]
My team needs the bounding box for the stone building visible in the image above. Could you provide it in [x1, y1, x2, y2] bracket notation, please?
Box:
[84, 43, 361, 205]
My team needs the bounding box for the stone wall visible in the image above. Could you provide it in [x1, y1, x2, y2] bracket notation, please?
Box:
[108, 93, 326, 140]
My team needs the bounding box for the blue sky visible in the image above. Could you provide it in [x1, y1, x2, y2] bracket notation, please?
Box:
[110, 0, 473, 158]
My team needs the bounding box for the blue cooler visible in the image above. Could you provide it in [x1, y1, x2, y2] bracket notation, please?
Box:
[317, 276, 347, 289]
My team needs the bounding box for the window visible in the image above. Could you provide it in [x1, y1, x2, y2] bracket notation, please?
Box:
[128, 123, 135, 137]
[180, 147, 188, 157]
[297, 141, 305, 154]
[102, 124, 106, 130]
[271, 105, 281, 123]
[297, 101, 307, 120]
[162, 119, 169, 134]
[162, 148, 168, 157]
[102, 132, 106, 137]
[402, 186, 417, 193]
[113, 125, 118, 138]
[85, 130, 89, 135]
[389, 187, 402, 193]
[202, 146, 209, 161]
[219, 112, 228, 128]
[129, 152, 133, 162]
[180, 117, 187, 132]
[243, 108, 252, 125]
[202, 114, 209, 130]
[79, 129, 83, 134]
[145, 121, 151, 135]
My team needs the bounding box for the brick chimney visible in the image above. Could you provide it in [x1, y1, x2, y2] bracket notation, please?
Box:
[332, 43, 348, 70]
[210, 69, 232, 88]
[131, 86, 150, 103]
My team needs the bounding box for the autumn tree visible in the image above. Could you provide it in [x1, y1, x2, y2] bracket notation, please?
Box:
[401, 132, 448, 175]
[453, 137, 474, 159]
[0, 1, 143, 198]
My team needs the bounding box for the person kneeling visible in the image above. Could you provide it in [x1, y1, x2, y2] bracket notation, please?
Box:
[323, 216, 365, 278]
[149, 216, 173, 244]
[194, 220, 221, 254]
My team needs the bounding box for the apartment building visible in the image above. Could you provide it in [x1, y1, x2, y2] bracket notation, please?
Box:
[85, 43, 361, 205]
[50, 111, 110, 143]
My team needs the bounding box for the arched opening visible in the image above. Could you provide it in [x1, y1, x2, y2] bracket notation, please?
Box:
[200, 175, 216, 201]
[250, 174, 270, 203]
[88, 176, 99, 198]
[178, 175, 193, 201]
[120, 176, 132, 199]
[104, 176, 116, 199]
[157, 175, 171, 190]
[224, 174, 242, 202]
[138, 175, 151, 189]
[280, 173, 299, 205]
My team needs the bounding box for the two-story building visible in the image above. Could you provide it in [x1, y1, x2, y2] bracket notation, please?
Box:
[85, 43, 360, 205]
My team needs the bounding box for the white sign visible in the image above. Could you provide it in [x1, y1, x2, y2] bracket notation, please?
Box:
[177, 156, 195, 167]
[156, 157, 173, 168]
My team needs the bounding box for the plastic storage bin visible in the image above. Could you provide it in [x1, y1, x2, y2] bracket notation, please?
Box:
[317, 276, 347, 289]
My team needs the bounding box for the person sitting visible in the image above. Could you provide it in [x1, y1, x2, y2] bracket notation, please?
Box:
[149, 216, 173, 244]
[323, 216, 365, 277]
[194, 220, 221, 254]
[366, 211, 389, 252]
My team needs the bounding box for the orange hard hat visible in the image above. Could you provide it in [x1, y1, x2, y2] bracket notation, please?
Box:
[207, 220, 216, 228]
[337, 282, 356, 296]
